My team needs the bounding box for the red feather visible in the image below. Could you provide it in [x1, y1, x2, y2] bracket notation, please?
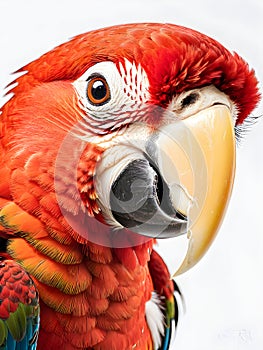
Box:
[0, 23, 260, 349]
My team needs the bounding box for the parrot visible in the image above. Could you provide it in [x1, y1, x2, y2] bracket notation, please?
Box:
[0, 22, 260, 350]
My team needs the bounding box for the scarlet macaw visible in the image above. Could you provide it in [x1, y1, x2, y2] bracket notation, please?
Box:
[0, 23, 260, 350]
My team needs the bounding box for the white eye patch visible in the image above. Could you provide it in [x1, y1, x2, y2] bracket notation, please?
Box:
[73, 60, 150, 121]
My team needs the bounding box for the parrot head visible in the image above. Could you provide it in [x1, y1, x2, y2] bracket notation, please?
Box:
[1, 23, 260, 274]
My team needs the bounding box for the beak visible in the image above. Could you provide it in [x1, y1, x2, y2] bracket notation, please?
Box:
[95, 104, 235, 271]
[154, 105, 236, 275]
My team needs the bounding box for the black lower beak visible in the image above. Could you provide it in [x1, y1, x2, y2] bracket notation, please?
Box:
[110, 159, 187, 238]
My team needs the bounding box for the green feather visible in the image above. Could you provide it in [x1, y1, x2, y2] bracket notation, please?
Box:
[5, 303, 27, 341]
[0, 320, 8, 346]
[165, 297, 175, 324]
[24, 304, 39, 319]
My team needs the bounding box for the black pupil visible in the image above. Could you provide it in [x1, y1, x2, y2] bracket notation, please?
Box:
[91, 80, 107, 101]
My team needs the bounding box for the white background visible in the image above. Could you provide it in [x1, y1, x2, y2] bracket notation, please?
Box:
[0, 1, 262, 349]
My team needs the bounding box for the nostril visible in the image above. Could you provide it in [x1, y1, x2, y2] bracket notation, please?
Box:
[180, 92, 200, 109]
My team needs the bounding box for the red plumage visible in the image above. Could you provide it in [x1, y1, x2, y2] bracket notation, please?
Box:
[0, 255, 38, 319]
[8, 23, 260, 123]
[0, 23, 260, 349]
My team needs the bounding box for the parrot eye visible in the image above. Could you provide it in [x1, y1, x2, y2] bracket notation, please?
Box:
[86, 76, 111, 106]
[73, 61, 149, 124]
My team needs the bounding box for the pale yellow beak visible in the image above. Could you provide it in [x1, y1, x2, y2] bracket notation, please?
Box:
[156, 105, 236, 275]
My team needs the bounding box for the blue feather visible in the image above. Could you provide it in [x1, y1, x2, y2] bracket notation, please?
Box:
[162, 325, 171, 350]
[0, 316, 40, 350]
[6, 334, 16, 350]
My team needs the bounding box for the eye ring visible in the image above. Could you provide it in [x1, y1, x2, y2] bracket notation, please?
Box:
[86, 76, 111, 106]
